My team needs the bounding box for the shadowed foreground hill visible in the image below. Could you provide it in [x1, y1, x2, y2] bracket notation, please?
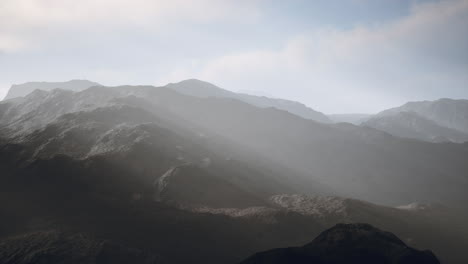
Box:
[241, 223, 439, 264]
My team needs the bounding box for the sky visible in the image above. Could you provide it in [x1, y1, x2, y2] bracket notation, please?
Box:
[1, 0, 467, 114]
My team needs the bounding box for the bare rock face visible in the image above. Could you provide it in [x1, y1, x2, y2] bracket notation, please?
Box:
[240, 223, 440, 264]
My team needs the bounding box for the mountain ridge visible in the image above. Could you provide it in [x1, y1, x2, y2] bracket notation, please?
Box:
[4, 80, 101, 100]
[365, 98, 468, 140]
[363, 111, 468, 143]
[165, 79, 332, 123]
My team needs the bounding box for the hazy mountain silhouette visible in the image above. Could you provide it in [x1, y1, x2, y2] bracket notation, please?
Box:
[328, 113, 371, 125]
[3, 80, 101, 100]
[166, 79, 331, 123]
[363, 111, 468, 143]
[363, 99, 468, 142]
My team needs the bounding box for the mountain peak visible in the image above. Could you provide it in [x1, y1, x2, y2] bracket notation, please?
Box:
[176, 78, 217, 86]
[165, 79, 233, 98]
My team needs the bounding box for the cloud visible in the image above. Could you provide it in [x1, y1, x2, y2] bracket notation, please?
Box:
[167, 0, 468, 113]
[2, 0, 467, 112]
[0, 34, 27, 53]
[0, 0, 262, 53]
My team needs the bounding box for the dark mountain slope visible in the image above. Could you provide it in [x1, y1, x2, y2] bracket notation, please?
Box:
[240, 223, 439, 264]
[2, 105, 294, 208]
[1, 137, 467, 264]
[0, 140, 318, 264]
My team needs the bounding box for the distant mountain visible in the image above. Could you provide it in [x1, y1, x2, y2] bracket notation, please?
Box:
[363, 111, 468, 143]
[363, 99, 468, 143]
[166, 79, 331, 123]
[3, 80, 101, 100]
[328, 113, 371, 125]
[387, 99, 468, 134]
[240, 223, 440, 264]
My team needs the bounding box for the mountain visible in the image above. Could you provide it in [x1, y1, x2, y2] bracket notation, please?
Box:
[328, 113, 371, 125]
[1, 81, 468, 263]
[2, 83, 468, 208]
[3, 80, 101, 100]
[136, 87, 468, 208]
[166, 79, 331, 123]
[363, 111, 468, 143]
[240, 223, 440, 264]
[364, 99, 468, 141]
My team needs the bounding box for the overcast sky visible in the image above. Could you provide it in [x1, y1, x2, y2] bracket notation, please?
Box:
[1, 0, 467, 113]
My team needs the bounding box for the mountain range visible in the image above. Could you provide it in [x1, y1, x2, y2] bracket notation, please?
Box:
[1, 80, 468, 263]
